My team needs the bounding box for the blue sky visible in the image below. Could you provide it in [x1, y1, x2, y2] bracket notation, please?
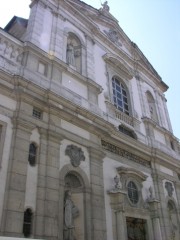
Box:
[0, 0, 179, 139]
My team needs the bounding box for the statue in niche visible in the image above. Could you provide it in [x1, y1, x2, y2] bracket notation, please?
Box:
[66, 42, 75, 66]
[65, 145, 85, 167]
[165, 181, 174, 197]
[64, 190, 79, 240]
[101, 1, 110, 12]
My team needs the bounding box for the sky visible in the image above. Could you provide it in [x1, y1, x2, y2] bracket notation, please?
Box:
[0, 0, 179, 139]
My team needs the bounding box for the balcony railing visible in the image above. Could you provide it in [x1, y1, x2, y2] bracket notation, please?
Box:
[115, 109, 133, 126]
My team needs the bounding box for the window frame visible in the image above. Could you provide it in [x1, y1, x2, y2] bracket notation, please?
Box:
[112, 76, 130, 115]
[28, 142, 37, 166]
[126, 178, 142, 207]
[32, 108, 42, 120]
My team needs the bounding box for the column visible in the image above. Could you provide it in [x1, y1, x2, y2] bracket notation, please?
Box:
[152, 171, 168, 240]
[148, 199, 162, 240]
[108, 190, 127, 240]
[89, 147, 107, 240]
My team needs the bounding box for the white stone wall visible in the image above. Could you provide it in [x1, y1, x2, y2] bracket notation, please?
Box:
[24, 129, 40, 212]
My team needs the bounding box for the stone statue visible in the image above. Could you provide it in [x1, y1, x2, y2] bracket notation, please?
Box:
[149, 186, 153, 200]
[64, 190, 79, 240]
[66, 42, 75, 66]
[165, 181, 174, 197]
[101, 1, 110, 12]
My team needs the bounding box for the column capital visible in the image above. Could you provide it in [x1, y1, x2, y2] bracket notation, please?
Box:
[108, 189, 127, 211]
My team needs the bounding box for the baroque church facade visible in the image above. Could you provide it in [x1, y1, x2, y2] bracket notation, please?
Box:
[0, 0, 180, 240]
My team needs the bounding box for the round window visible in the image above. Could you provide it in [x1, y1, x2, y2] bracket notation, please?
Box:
[127, 181, 139, 204]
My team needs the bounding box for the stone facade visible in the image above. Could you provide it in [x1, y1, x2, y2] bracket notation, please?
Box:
[0, 1, 180, 240]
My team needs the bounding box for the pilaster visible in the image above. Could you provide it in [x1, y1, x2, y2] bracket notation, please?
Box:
[148, 199, 162, 240]
[2, 121, 33, 236]
[108, 190, 127, 240]
[85, 35, 95, 80]
[35, 128, 63, 239]
[89, 147, 107, 240]
[151, 171, 168, 240]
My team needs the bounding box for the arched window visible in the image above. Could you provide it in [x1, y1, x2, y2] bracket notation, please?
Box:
[112, 76, 130, 115]
[146, 91, 158, 122]
[23, 208, 33, 238]
[66, 33, 82, 72]
[127, 181, 139, 204]
[28, 143, 37, 166]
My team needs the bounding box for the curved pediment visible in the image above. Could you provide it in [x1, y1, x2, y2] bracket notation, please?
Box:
[103, 53, 134, 80]
[116, 166, 147, 182]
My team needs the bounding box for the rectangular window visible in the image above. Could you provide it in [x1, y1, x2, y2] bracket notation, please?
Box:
[38, 62, 46, 75]
[32, 108, 42, 119]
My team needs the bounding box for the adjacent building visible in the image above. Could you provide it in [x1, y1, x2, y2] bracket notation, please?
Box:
[0, 0, 180, 240]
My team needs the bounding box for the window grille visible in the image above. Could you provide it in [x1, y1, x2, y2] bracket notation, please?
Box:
[32, 108, 41, 119]
[23, 208, 33, 237]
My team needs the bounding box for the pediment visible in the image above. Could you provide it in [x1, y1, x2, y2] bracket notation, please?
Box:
[103, 53, 134, 80]
[66, 0, 131, 53]
[67, 0, 119, 25]
[117, 166, 147, 182]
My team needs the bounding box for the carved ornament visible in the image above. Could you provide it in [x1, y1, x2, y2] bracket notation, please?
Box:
[103, 29, 122, 47]
[101, 140, 150, 167]
[65, 144, 85, 167]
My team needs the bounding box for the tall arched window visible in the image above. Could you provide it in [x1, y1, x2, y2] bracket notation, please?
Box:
[112, 76, 130, 115]
[23, 208, 33, 238]
[146, 91, 158, 122]
[28, 143, 37, 166]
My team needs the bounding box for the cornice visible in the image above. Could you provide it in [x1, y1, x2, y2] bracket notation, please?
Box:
[0, 29, 24, 46]
[103, 53, 134, 80]
[131, 43, 168, 92]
